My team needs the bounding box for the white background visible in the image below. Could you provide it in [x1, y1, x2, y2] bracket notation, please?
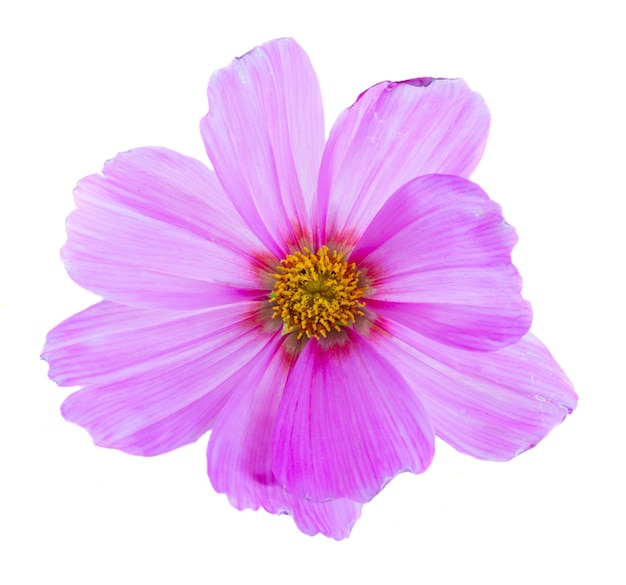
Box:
[1, 1, 624, 583]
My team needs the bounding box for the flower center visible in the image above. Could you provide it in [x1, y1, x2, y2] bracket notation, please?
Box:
[269, 246, 367, 340]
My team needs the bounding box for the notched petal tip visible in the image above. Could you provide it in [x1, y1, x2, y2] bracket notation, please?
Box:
[233, 37, 299, 61]
[399, 76, 456, 87]
[403, 77, 438, 87]
[353, 76, 467, 104]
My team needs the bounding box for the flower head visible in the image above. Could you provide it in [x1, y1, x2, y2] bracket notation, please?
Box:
[42, 38, 577, 539]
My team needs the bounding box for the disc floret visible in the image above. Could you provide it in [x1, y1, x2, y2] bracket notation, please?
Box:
[270, 246, 367, 340]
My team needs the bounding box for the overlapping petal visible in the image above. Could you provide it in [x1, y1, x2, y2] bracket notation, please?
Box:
[371, 318, 577, 461]
[352, 174, 531, 350]
[272, 330, 435, 503]
[315, 77, 490, 246]
[45, 300, 277, 455]
[207, 336, 361, 539]
[201, 38, 325, 256]
[62, 147, 269, 310]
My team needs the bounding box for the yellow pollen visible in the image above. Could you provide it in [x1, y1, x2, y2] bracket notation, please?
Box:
[269, 246, 367, 340]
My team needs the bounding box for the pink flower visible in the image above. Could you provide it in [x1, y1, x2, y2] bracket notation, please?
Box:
[42, 38, 576, 539]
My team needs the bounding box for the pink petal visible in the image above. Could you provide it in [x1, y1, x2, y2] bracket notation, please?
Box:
[287, 497, 362, 540]
[315, 78, 490, 246]
[200, 38, 325, 256]
[272, 330, 435, 503]
[46, 300, 278, 456]
[207, 338, 361, 539]
[372, 318, 577, 461]
[352, 174, 532, 351]
[62, 147, 269, 310]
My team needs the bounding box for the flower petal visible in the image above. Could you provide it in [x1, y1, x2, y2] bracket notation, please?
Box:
[46, 300, 278, 456]
[207, 337, 361, 539]
[315, 78, 490, 245]
[372, 318, 577, 461]
[352, 174, 532, 350]
[288, 497, 362, 540]
[201, 38, 325, 256]
[272, 330, 435, 503]
[62, 147, 269, 310]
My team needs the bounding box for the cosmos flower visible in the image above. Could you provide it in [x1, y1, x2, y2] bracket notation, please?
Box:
[42, 38, 576, 539]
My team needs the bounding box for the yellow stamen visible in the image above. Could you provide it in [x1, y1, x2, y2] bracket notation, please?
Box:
[269, 246, 367, 340]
